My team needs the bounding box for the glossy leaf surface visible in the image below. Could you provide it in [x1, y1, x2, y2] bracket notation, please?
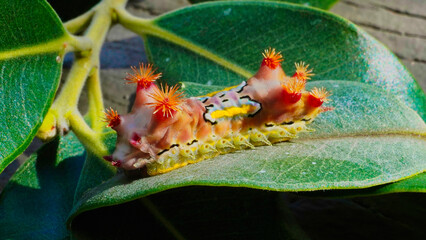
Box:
[0, 0, 66, 173]
[141, 1, 426, 120]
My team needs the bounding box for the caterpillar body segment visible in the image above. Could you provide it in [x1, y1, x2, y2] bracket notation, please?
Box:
[104, 48, 331, 176]
[144, 124, 302, 175]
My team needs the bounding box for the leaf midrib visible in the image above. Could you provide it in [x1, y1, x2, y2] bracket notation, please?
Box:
[138, 20, 253, 78]
[0, 35, 68, 61]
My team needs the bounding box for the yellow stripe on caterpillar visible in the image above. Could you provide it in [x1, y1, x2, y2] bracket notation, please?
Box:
[210, 105, 258, 119]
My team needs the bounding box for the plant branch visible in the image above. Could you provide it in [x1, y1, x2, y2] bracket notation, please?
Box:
[65, 34, 93, 53]
[87, 66, 105, 133]
[64, 5, 98, 34]
[38, 0, 129, 156]
[68, 110, 108, 158]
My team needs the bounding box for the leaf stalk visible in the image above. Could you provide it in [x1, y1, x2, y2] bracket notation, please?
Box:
[38, 0, 129, 155]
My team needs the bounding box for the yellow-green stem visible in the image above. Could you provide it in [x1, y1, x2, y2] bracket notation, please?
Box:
[65, 34, 93, 53]
[42, 0, 129, 154]
[68, 110, 108, 158]
[64, 4, 98, 34]
[87, 67, 105, 133]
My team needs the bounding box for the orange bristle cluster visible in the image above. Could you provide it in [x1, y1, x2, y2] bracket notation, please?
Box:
[282, 77, 305, 94]
[308, 87, 331, 107]
[104, 107, 121, 128]
[125, 63, 162, 89]
[293, 62, 314, 81]
[146, 84, 185, 118]
[261, 48, 283, 69]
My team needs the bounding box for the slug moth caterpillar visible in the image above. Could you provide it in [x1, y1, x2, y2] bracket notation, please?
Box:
[104, 48, 331, 176]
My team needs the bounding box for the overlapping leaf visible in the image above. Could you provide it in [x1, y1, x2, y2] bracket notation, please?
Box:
[141, 1, 425, 119]
[0, 0, 66, 173]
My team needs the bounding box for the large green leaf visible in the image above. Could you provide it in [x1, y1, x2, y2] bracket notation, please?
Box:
[135, 1, 425, 119]
[0, 0, 67, 173]
[68, 80, 426, 224]
[0, 133, 85, 239]
[189, 0, 339, 10]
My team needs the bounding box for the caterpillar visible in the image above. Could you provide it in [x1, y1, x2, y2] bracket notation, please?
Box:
[103, 48, 331, 176]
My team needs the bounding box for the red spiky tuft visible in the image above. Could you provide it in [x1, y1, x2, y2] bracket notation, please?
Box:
[146, 84, 185, 118]
[103, 107, 121, 128]
[308, 87, 331, 107]
[125, 63, 161, 90]
[292, 62, 314, 81]
[261, 48, 283, 69]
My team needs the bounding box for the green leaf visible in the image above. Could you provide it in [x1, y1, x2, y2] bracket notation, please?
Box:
[73, 131, 117, 202]
[68, 80, 426, 224]
[300, 172, 426, 198]
[189, 0, 339, 10]
[0, 133, 85, 239]
[139, 1, 426, 120]
[0, 0, 67, 173]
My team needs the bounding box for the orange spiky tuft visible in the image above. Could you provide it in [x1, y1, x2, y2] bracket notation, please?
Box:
[308, 87, 331, 107]
[282, 77, 305, 104]
[146, 84, 185, 118]
[292, 62, 314, 81]
[282, 77, 305, 94]
[261, 48, 283, 69]
[104, 107, 121, 128]
[310, 87, 331, 102]
[125, 63, 161, 89]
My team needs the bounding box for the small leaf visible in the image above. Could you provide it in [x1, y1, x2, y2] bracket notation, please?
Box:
[0, 0, 67, 173]
[189, 0, 340, 10]
[140, 1, 425, 120]
[68, 80, 426, 223]
[0, 133, 85, 239]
